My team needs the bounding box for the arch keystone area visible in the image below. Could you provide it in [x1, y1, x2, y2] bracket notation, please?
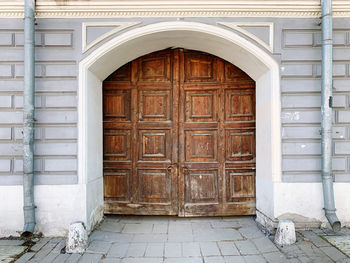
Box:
[78, 21, 281, 231]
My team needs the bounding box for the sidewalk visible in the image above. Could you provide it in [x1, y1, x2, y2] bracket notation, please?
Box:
[3, 216, 349, 263]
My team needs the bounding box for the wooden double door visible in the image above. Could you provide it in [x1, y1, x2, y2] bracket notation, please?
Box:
[103, 49, 256, 216]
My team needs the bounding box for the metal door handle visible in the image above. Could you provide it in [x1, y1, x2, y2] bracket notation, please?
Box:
[167, 163, 178, 174]
[182, 165, 189, 175]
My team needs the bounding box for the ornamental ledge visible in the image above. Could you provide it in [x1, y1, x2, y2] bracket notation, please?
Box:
[1, 10, 350, 18]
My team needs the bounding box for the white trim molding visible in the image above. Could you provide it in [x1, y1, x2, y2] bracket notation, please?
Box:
[218, 22, 274, 53]
[82, 22, 141, 53]
[1, 0, 350, 18]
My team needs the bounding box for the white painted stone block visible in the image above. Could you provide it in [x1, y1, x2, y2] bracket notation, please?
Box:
[45, 158, 77, 172]
[0, 33, 13, 46]
[284, 32, 313, 46]
[333, 95, 347, 108]
[282, 64, 313, 77]
[0, 159, 11, 172]
[45, 64, 76, 77]
[45, 127, 77, 139]
[45, 95, 77, 107]
[338, 111, 350, 123]
[44, 33, 72, 46]
[35, 110, 77, 123]
[66, 221, 88, 253]
[0, 128, 12, 140]
[35, 142, 77, 155]
[14, 33, 42, 46]
[15, 64, 43, 78]
[14, 95, 42, 108]
[274, 220, 296, 246]
[0, 96, 12, 108]
[0, 65, 13, 77]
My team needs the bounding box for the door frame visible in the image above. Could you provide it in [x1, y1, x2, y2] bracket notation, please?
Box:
[78, 21, 281, 232]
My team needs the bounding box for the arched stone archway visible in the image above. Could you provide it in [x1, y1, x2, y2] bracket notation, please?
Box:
[78, 21, 281, 231]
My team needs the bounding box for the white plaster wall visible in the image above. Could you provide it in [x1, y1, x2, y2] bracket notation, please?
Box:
[255, 72, 276, 222]
[274, 182, 350, 228]
[80, 59, 104, 233]
[0, 185, 85, 237]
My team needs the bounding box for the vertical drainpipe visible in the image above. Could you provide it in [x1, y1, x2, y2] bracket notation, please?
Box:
[321, 0, 341, 232]
[22, 0, 36, 236]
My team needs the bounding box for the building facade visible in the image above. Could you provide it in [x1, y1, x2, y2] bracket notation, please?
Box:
[0, 0, 350, 236]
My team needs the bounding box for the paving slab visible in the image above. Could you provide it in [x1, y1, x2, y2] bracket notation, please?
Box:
[89, 231, 133, 243]
[30, 238, 51, 252]
[235, 239, 260, 255]
[122, 223, 153, 234]
[15, 252, 35, 263]
[152, 223, 168, 234]
[211, 221, 240, 229]
[168, 222, 192, 234]
[100, 257, 122, 263]
[194, 229, 242, 242]
[65, 253, 82, 263]
[133, 233, 167, 243]
[77, 252, 102, 262]
[6, 216, 349, 263]
[168, 232, 193, 242]
[121, 257, 163, 263]
[182, 242, 201, 257]
[224, 255, 246, 263]
[243, 254, 267, 263]
[144, 242, 164, 257]
[98, 221, 125, 233]
[299, 230, 331, 247]
[191, 222, 212, 232]
[239, 225, 266, 239]
[51, 253, 71, 263]
[319, 246, 348, 262]
[199, 242, 221, 256]
[321, 235, 350, 257]
[252, 236, 279, 253]
[263, 251, 288, 263]
[86, 240, 112, 254]
[0, 240, 24, 246]
[164, 242, 181, 257]
[106, 243, 129, 258]
[125, 243, 147, 257]
[218, 241, 240, 256]
[164, 258, 202, 263]
[204, 256, 225, 263]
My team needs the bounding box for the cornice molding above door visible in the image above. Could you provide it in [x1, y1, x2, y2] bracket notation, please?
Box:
[1, 1, 350, 18]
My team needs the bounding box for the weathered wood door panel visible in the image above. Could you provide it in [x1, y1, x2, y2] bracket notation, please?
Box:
[103, 49, 255, 216]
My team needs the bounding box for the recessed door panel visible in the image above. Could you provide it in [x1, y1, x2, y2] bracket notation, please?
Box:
[185, 130, 218, 162]
[104, 129, 131, 161]
[103, 89, 131, 122]
[185, 169, 218, 203]
[138, 169, 171, 203]
[138, 130, 171, 162]
[185, 90, 218, 122]
[226, 130, 255, 161]
[104, 169, 130, 201]
[139, 89, 171, 121]
[226, 170, 255, 202]
[225, 90, 255, 121]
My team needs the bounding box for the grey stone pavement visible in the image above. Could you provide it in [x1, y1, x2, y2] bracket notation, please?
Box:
[5, 216, 349, 263]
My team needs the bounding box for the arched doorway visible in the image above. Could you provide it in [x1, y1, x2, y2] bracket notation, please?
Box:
[78, 21, 281, 232]
[103, 49, 256, 216]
